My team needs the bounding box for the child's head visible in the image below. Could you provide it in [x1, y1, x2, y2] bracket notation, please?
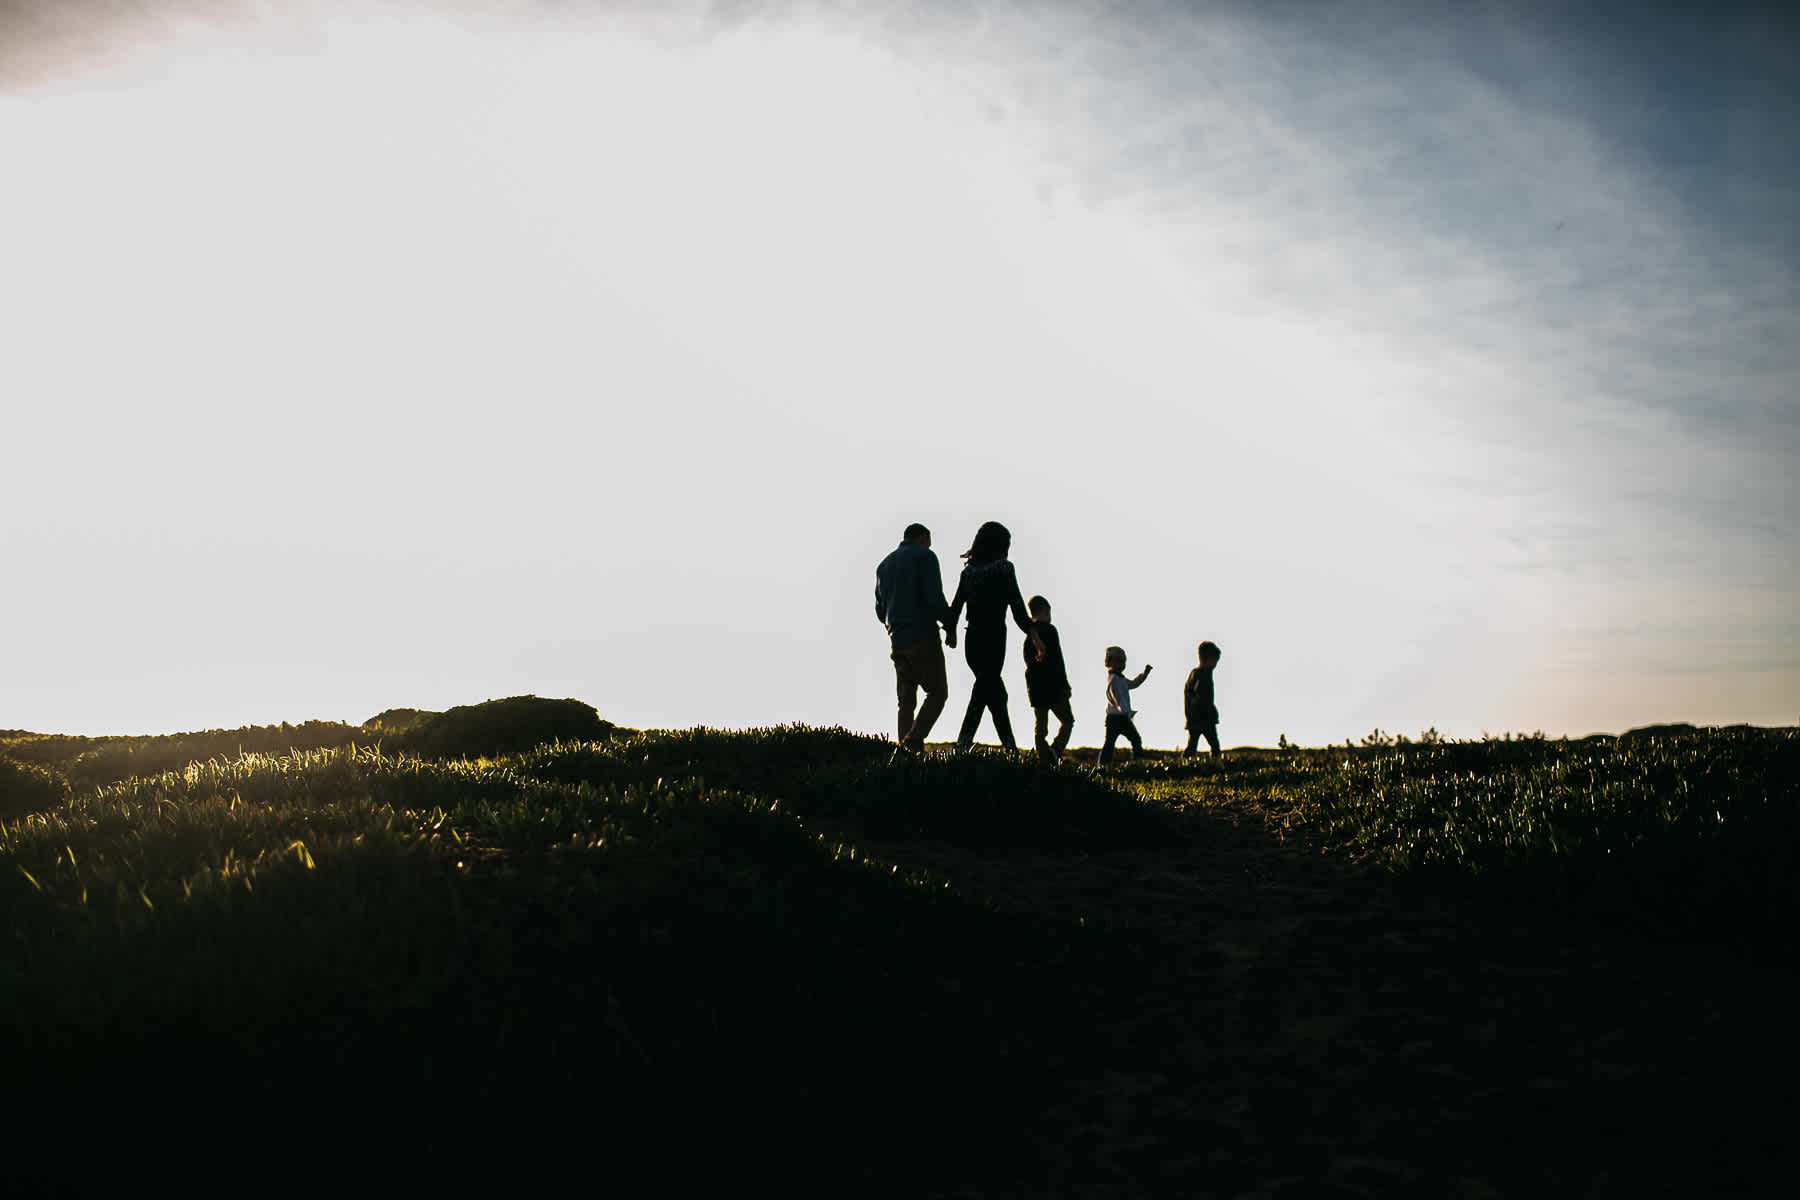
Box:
[1104, 645, 1126, 671]
[1198, 640, 1221, 667]
[1027, 594, 1051, 622]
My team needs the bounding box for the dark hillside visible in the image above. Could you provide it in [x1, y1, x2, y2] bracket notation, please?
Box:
[3, 720, 1797, 1193]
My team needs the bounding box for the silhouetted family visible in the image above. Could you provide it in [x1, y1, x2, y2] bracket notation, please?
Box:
[875, 521, 1223, 764]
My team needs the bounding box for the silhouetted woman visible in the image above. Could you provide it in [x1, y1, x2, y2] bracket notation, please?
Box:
[947, 521, 1038, 753]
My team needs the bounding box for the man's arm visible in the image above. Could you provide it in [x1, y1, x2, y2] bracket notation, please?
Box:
[924, 554, 951, 630]
[945, 575, 966, 632]
[943, 576, 964, 649]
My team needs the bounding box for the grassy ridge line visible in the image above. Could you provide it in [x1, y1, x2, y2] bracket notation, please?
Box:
[1124, 728, 1800, 928]
[0, 719, 377, 792]
[0, 695, 619, 798]
[512, 725, 1171, 849]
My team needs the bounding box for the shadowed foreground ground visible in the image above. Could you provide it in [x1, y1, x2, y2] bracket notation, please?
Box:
[6, 728, 1796, 1196]
[859, 796, 1799, 1198]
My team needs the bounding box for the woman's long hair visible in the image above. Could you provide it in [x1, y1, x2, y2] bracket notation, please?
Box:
[961, 521, 1012, 566]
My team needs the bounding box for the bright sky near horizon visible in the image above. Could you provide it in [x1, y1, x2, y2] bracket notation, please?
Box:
[2, 0, 1796, 747]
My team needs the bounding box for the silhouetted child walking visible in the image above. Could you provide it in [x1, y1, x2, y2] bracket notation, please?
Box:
[1098, 645, 1151, 766]
[1183, 640, 1223, 757]
[1023, 595, 1072, 764]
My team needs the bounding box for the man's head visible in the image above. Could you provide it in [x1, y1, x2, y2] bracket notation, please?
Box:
[1027, 595, 1052, 623]
[903, 522, 931, 548]
[1198, 641, 1221, 667]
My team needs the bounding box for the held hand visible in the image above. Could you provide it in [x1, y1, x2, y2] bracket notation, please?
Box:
[944, 626, 957, 649]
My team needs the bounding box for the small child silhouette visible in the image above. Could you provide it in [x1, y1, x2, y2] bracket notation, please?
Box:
[1098, 645, 1151, 766]
[1183, 641, 1223, 758]
[1023, 595, 1072, 764]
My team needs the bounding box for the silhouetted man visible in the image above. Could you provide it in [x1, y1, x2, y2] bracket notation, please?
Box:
[875, 522, 954, 753]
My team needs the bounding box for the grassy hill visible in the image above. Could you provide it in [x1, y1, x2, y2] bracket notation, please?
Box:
[2, 705, 1797, 1193]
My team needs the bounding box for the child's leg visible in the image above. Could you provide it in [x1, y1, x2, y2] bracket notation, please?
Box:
[1124, 719, 1144, 760]
[1050, 698, 1074, 759]
[1099, 713, 1123, 765]
[1033, 705, 1053, 761]
[1203, 725, 1221, 756]
[1183, 728, 1200, 756]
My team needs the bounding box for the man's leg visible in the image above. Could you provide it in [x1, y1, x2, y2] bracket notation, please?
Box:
[908, 639, 948, 748]
[898, 639, 948, 750]
[891, 646, 919, 744]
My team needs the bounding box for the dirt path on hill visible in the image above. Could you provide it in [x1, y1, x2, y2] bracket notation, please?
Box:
[863, 799, 1800, 1198]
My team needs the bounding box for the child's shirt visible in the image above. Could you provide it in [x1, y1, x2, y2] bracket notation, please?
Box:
[1105, 668, 1147, 717]
[1184, 665, 1217, 728]
[1022, 622, 1069, 705]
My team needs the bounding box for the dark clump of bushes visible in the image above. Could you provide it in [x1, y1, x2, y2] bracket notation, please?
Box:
[391, 695, 617, 760]
[0, 754, 71, 821]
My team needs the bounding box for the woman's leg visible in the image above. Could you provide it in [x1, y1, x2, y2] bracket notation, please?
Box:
[984, 674, 1016, 752]
[955, 686, 984, 750]
[961, 630, 1010, 749]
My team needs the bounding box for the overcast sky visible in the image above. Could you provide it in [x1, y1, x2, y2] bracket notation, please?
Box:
[2, 0, 1795, 746]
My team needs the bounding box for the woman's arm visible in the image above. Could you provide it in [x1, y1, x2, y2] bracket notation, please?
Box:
[1005, 570, 1031, 635]
[1004, 567, 1044, 656]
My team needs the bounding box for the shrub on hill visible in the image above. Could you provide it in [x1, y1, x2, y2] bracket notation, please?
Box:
[0, 754, 70, 821]
[1618, 722, 1701, 745]
[392, 695, 616, 760]
[361, 707, 438, 735]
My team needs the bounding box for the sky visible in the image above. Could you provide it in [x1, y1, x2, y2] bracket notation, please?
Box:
[2, 0, 1796, 747]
